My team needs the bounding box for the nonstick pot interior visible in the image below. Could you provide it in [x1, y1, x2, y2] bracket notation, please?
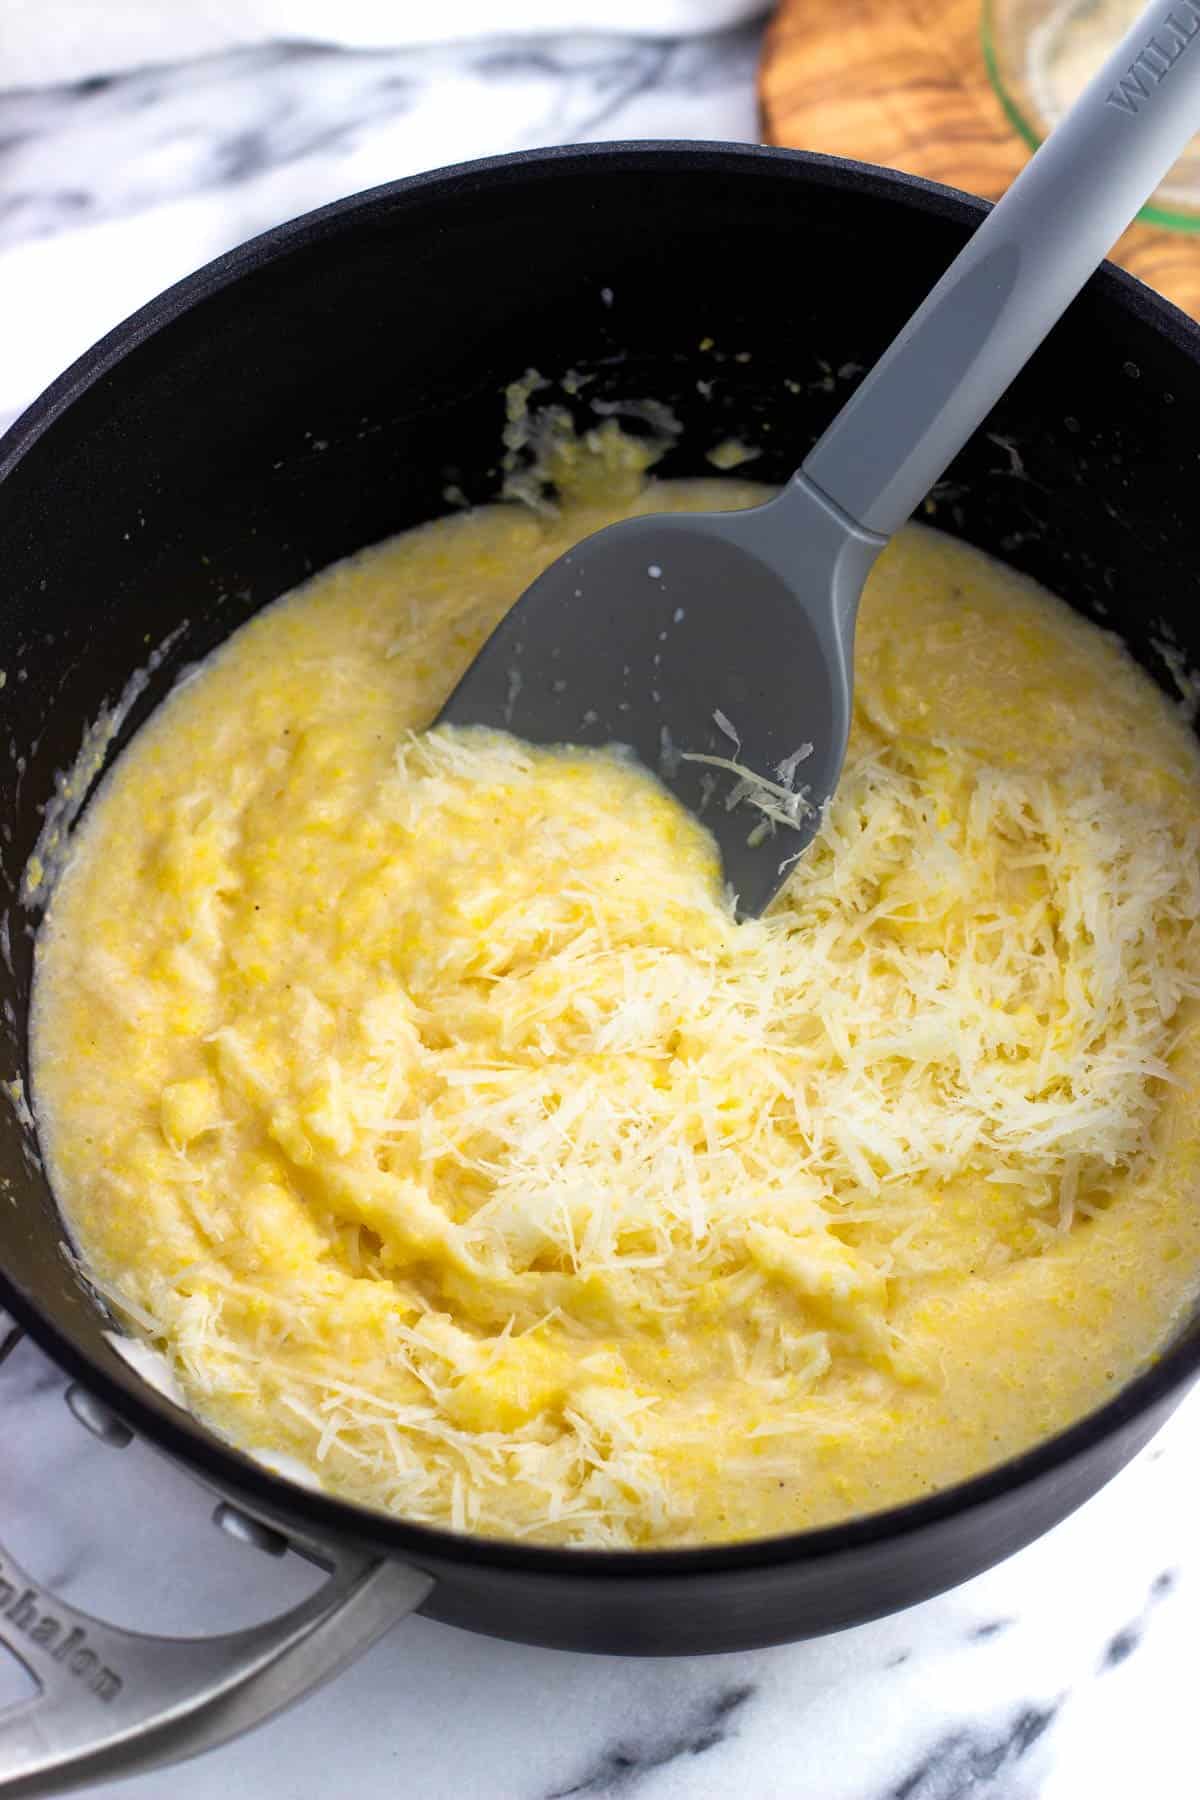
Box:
[2, 143, 1200, 1655]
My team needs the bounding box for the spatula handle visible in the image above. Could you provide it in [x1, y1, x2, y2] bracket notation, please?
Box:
[802, 0, 1200, 538]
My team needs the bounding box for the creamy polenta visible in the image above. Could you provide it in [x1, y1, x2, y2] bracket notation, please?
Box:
[30, 466, 1200, 1547]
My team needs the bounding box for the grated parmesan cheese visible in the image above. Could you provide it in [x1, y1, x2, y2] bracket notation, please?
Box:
[31, 492, 1200, 1549]
[50, 717, 1200, 1543]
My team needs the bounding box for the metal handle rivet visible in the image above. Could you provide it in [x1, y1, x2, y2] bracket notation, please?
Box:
[65, 1384, 134, 1448]
[212, 1502, 289, 1557]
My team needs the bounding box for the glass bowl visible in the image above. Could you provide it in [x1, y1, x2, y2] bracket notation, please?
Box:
[983, 0, 1200, 230]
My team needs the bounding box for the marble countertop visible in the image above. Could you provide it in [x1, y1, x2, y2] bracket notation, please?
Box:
[3, 16, 1199, 1799]
[0, 21, 762, 436]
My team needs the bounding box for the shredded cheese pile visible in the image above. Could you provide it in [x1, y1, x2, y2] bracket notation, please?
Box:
[75, 715, 1200, 1543]
[31, 449, 1200, 1547]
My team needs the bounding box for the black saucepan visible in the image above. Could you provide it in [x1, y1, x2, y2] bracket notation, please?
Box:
[2, 144, 1199, 1795]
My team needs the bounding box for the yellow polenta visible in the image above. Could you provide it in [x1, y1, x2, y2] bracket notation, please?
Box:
[30, 471, 1200, 1547]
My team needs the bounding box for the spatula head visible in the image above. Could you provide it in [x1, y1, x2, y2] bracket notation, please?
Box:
[436, 499, 878, 917]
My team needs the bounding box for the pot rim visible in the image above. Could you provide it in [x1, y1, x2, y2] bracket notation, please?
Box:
[4, 138, 1199, 1580]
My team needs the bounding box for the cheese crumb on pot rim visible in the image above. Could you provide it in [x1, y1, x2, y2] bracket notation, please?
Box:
[29, 462, 1200, 1549]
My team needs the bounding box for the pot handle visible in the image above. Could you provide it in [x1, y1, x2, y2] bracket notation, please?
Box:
[0, 1522, 432, 1797]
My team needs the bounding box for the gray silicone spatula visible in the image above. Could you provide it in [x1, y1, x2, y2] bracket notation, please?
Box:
[439, 0, 1200, 917]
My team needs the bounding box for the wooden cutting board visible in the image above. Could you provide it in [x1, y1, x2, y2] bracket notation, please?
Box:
[759, 0, 1200, 317]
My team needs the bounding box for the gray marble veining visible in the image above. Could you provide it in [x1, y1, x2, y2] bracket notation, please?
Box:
[0, 24, 762, 433]
[0, 28, 762, 253]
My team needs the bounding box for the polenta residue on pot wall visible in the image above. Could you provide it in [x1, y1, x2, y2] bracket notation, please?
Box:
[29, 437, 1200, 1547]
